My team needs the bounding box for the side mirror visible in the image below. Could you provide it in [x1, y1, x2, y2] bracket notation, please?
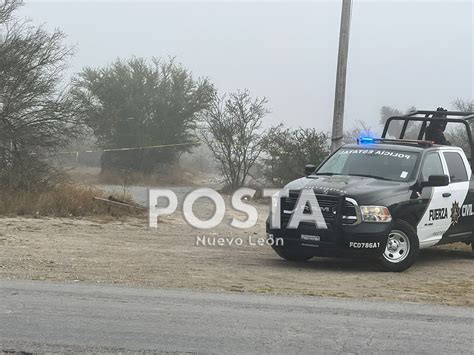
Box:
[305, 164, 316, 176]
[420, 175, 450, 189]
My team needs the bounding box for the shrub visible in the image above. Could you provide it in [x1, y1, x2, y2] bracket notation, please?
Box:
[261, 126, 330, 186]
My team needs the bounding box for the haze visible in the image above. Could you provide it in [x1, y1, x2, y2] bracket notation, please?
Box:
[21, 0, 473, 132]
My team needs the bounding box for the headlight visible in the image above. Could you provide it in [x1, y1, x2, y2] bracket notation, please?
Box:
[360, 206, 392, 223]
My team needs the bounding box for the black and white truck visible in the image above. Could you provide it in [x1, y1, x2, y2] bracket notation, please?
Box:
[266, 110, 474, 271]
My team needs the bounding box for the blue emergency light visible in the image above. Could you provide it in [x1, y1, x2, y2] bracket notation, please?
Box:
[358, 137, 375, 145]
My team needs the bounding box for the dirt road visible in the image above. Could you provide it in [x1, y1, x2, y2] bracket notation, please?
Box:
[0, 198, 472, 306]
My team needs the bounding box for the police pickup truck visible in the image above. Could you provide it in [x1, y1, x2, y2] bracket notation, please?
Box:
[266, 110, 474, 271]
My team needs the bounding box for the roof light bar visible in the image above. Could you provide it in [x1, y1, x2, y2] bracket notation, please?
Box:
[357, 137, 434, 147]
[358, 137, 375, 145]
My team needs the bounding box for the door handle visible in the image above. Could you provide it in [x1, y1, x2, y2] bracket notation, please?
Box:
[442, 193, 451, 198]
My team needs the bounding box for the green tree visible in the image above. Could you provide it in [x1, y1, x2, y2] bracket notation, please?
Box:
[261, 126, 330, 186]
[73, 58, 215, 174]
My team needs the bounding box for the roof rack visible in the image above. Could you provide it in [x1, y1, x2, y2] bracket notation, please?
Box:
[404, 110, 474, 118]
[357, 137, 434, 148]
[382, 110, 474, 142]
[381, 109, 474, 167]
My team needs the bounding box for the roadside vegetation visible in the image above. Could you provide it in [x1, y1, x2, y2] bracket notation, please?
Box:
[199, 91, 269, 191]
[0, 0, 80, 192]
[0, 0, 472, 216]
[72, 58, 214, 175]
[261, 127, 330, 186]
[0, 184, 141, 217]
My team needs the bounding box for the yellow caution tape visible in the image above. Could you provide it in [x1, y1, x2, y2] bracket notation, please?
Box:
[58, 141, 201, 155]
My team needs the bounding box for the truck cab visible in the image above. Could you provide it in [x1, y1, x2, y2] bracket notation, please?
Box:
[266, 110, 474, 271]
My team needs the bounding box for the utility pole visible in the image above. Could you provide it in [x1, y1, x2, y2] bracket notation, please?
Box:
[0, 31, 4, 114]
[331, 0, 352, 152]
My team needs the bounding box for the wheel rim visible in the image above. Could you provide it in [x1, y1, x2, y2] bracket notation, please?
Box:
[383, 230, 410, 263]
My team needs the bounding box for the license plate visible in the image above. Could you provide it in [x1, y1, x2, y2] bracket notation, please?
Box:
[301, 234, 320, 242]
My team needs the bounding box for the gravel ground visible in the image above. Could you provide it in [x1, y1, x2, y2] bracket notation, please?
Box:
[0, 200, 473, 306]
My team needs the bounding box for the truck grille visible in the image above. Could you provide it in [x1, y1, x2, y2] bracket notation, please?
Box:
[281, 190, 359, 225]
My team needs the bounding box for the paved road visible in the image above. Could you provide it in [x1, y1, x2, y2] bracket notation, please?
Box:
[1, 280, 473, 354]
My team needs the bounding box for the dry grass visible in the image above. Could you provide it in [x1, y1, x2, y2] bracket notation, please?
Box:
[0, 184, 142, 217]
[97, 165, 198, 186]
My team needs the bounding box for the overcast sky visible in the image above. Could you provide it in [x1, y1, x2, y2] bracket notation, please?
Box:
[20, 0, 473, 132]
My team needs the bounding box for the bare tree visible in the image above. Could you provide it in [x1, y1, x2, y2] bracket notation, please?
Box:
[0, 0, 79, 190]
[453, 98, 474, 113]
[445, 99, 474, 156]
[343, 120, 373, 144]
[0, 0, 20, 24]
[200, 90, 268, 191]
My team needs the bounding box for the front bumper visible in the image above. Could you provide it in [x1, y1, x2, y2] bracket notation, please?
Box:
[266, 217, 391, 257]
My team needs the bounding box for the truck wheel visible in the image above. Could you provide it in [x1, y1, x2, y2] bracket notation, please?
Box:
[377, 220, 419, 272]
[272, 245, 313, 262]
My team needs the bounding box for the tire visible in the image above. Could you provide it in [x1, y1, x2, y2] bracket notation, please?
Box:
[272, 245, 314, 262]
[377, 220, 419, 272]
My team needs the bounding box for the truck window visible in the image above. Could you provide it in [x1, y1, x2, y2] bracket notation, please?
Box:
[420, 153, 444, 182]
[316, 148, 419, 182]
[443, 152, 468, 183]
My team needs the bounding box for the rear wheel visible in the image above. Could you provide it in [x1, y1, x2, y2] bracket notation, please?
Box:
[272, 245, 313, 262]
[377, 220, 419, 272]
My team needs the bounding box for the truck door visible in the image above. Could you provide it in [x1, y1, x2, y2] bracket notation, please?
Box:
[441, 151, 473, 240]
[417, 152, 453, 247]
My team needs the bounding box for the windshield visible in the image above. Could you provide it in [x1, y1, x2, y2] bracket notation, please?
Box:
[316, 148, 420, 182]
